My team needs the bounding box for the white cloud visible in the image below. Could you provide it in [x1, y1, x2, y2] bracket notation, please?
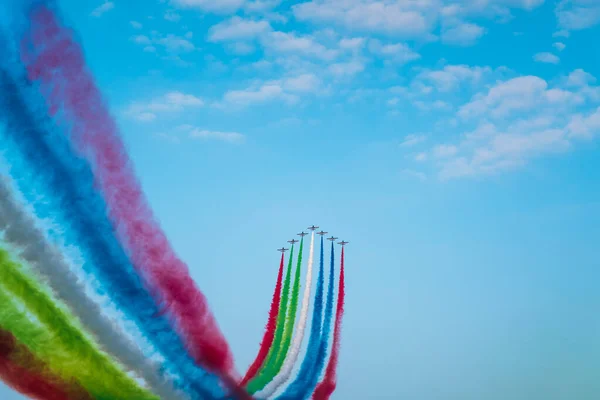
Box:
[293, 0, 435, 38]
[90, 1, 114, 17]
[556, 0, 600, 31]
[328, 60, 365, 77]
[165, 10, 182, 22]
[292, 0, 541, 40]
[223, 83, 297, 106]
[399, 134, 426, 147]
[368, 39, 420, 64]
[415, 152, 428, 161]
[457, 76, 584, 120]
[130, 21, 143, 29]
[339, 37, 366, 51]
[553, 42, 566, 51]
[401, 169, 427, 181]
[262, 31, 338, 60]
[416, 65, 493, 92]
[189, 128, 245, 143]
[126, 91, 204, 122]
[157, 34, 196, 52]
[171, 0, 246, 14]
[244, 0, 281, 12]
[533, 52, 560, 64]
[208, 17, 271, 42]
[283, 74, 321, 93]
[425, 70, 600, 180]
[441, 23, 485, 46]
[433, 144, 458, 158]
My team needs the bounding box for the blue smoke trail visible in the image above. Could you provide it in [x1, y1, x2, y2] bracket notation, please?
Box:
[307, 241, 336, 399]
[275, 235, 326, 400]
[0, 64, 225, 399]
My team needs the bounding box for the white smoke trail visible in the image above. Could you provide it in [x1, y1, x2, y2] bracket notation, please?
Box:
[0, 175, 187, 400]
[256, 231, 316, 399]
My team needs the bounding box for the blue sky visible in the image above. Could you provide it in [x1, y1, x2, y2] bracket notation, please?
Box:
[2, 0, 600, 399]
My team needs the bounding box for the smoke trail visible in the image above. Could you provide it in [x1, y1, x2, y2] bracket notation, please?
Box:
[246, 244, 295, 393]
[275, 236, 326, 400]
[0, 176, 186, 400]
[19, 4, 239, 383]
[301, 241, 336, 400]
[0, 66, 227, 399]
[240, 253, 286, 386]
[0, 329, 92, 400]
[312, 246, 345, 400]
[255, 232, 316, 398]
[272, 238, 304, 372]
[0, 248, 157, 400]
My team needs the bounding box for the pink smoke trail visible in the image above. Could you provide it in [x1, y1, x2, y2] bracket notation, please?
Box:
[311, 246, 345, 400]
[20, 4, 243, 392]
[240, 253, 286, 386]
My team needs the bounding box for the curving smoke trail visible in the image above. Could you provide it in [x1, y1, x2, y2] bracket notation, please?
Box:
[0, 248, 156, 400]
[0, 176, 186, 400]
[255, 231, 316, 399]
[0, 329, 92, 400]
[19, 5, 244, 392]
[246, 244, 295, 393]
[0, 66, 224, 399]
[312, 246, 346, 400]
[241, 252, 286, 386]
[275, 235, 325, 400]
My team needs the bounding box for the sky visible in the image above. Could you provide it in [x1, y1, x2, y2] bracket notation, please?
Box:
[1, 0, 600, 399]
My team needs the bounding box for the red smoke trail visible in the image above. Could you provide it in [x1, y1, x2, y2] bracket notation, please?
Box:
[21, 6, 244, 394]
[312, 247, 345, 400]
[240, 253, 285, 386]
[0, 330, 91, 400]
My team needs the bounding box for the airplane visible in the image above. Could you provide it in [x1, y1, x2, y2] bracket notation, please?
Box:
[288, 239, 299, 245]
[327, 236, 338, 242]
[278, 247, 289, 253]
[338, 241, 349, 246]
[317, 230, 328, 236]
[307, 225, 319, 231]
[297, 232, 308, 237]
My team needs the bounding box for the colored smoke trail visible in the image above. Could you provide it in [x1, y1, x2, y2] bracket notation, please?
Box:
[256, 232, 316, 398]
[276, 236, 326, 400]
[246, 245, 295, 393]
[312, 247, 345, 400]
[0, 329, 90, 400]
[0, 176, 185, 400]
[240, 252, 286, 386]
[20, 4, 240, 384]
[273, 238, 304, 372]
[0, 250, 156, 400]
[305, 241, 336, 400]
[0, 68, 226, 400]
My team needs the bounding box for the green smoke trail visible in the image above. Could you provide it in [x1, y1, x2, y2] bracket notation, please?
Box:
[246, 243, 296, 393]
[0, 248, 158, 400]
[273, 237, 304, 370]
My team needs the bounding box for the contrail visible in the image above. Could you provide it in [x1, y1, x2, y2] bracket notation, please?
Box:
[246, 244, 295, 393]
[275, 236, 325, 399]
[0, 176, 185, 400]
[19, 5, 243, 392]
[255, 231, 316, 398]
[240, 252, 286, 386]
[0, 329, 92, 400]
[0, 248, 157, 399]
[0, 67, 225, 399]
[311, 246, 346, 400]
